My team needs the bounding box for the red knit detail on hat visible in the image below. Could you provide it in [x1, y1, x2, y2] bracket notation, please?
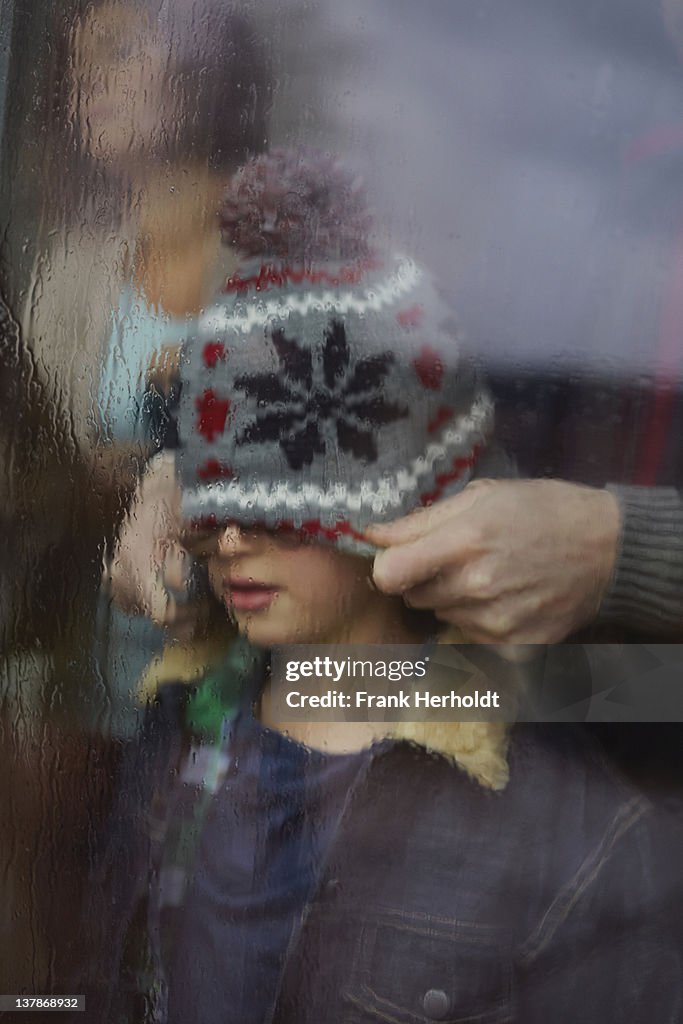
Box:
[224, 259, 377, 295]
[413, 345, 444, 390]
[274, 518, 368, 543]
[187, 514, 368, 545]
[203, 342, 226, 368]
[188, 445, 481, 541]
[396, 304, 424, 328]
[197, 459, 234, 481]
[303, 519, 367, 542]
[420, 444, 482, 506]
[196, 389, 230, 442]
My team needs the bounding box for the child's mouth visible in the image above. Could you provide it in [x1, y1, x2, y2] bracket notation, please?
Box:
[226, 578, 279, 613]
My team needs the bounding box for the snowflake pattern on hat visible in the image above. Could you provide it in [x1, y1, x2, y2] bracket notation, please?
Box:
[235, 322, 408, 469]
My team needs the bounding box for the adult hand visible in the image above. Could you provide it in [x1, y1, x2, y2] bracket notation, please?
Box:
[367, 479, 620, 644]
[103, 450, 203, 636]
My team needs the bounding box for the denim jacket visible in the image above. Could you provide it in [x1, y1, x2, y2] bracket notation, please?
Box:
[79, 645, 683, 1024]
[269, 725, 683, 1023]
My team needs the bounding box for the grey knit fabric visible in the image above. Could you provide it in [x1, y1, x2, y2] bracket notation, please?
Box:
[599, 485, 683, 635]
[177, 254, 493, 554]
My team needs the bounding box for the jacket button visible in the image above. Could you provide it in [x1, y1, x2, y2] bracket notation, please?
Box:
[422, 988, 451, 1020]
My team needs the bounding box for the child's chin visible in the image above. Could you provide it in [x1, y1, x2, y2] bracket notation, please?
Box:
[239, 614, 299, 647]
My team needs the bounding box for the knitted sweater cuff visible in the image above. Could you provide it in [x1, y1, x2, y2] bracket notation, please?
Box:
[599, 485, 683, 634]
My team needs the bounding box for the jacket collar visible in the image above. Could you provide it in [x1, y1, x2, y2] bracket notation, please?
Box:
[143, 631, 513, 792]
[387, 629, 511, 791]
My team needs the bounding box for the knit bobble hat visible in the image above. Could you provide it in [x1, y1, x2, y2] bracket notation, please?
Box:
[177, 149, 494, 555]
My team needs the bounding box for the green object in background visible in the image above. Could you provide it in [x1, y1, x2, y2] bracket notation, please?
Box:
[185, 636, 266, 740]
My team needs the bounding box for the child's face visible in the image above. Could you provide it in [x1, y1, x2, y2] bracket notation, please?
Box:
[194, 523, 379, 646]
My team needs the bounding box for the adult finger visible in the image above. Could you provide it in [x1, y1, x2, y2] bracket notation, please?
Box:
[372, 520, 473, 594]
[365, 481, 488, 548]
[161, 542, 192, 592]
[145, 571, 174, 625]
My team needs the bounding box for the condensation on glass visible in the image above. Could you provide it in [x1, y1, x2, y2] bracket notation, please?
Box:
[2, 0, 683, 1006]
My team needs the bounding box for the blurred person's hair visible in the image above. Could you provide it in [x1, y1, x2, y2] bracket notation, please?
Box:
[160, 1, 271, 172]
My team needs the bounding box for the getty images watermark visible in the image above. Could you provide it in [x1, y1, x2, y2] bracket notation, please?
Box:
[271, 645, 509, 722]
[283, 652, 500, 712]
[270, 644, 683, 722]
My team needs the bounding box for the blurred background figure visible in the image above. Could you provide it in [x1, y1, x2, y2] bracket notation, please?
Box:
[67, 0, 271, 741]
[4, 0, 271, 734]
[70, 0, 268, 455]
[0, 0, 271, 997]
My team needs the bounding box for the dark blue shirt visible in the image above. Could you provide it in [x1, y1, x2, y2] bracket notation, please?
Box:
[166, 711, 367, 1024]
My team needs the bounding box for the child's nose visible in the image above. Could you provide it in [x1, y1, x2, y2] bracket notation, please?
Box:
[216, 522, 263, 556]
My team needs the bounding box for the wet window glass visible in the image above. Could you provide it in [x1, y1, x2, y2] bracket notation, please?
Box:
[2, 1, 683, 1019]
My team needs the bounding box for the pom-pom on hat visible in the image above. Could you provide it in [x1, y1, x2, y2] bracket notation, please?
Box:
[218, 147, 373, 262]
[177, 148, 494, 555]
